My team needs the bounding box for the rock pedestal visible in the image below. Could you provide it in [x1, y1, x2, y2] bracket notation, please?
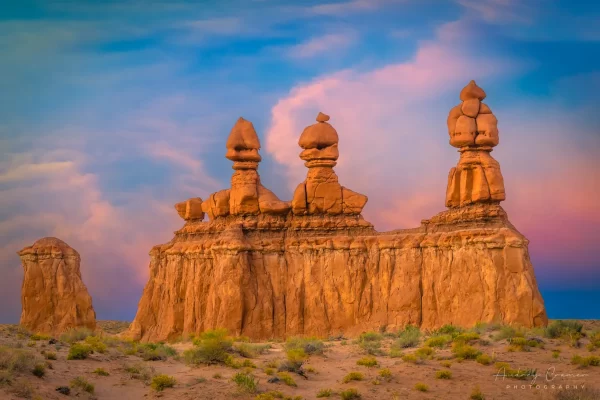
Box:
[128, 87, 547, 342]
[18, 237, 96, 336]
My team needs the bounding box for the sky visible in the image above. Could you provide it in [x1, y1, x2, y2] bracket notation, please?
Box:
[0, 0, 599, 323]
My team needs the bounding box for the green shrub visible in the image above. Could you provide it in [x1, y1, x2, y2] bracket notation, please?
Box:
[356, 356, 378, 367]
[402, 354, 421, 364]
[32, 363, 45, 378]
[395, 325, 420, 348]
[183, 329, 233, 365]
[286, 336, 324, 355]
[0, 370, 12, 386]
[587, 331, 600, 351]
[71, 376, 95, 394]
[378, 368, 392, 380]
[493, 325, 525, 341]
[30, 333, 51, 341]
[340, 388, 361, 400]
[44, 351, 57, 360]
[357, 332, 383, 355]
[414, 382, 428, 392]
[546, 320, 583, 339]
[0, 346, 38, 372]
[124, 363, 155, 382]
[476, 353, 493, 365]
[452, 342, 481, 360]
[84, 336, 107, 353]
[136, 342, 177, 361]
[571, 355, 600, 367]
[60, 328, 94, 344]
[254, 391, 302, 400]
[440, 360, 452, 367]
[454, 332, 480, 344]
[415, 346, 434, 358]
[232, 372, 258, 393]
[150, 374, 176, 391]
[280, 348, 307, 372]
[93, 367, 110, 376]
[67, 343, 93, 360]
[235, 342, 271, 358]
[277, 372, 297, 387]
[470, 385, 485, 400]
[343, 371, 364, 383]
[316, 388, 333, 397]
[435, 369, 452, 379]
[470, 322, 489, 334]
[552, 350, 560, 359]
[424, 335, 451, 348]
[433, 324, 463, 337]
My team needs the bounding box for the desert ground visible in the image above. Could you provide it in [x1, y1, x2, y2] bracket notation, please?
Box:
[0, 320, 599, 400]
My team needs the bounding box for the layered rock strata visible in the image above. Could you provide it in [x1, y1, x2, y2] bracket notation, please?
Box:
[18, 237, 96, 335]
[128, 84, 547, 342]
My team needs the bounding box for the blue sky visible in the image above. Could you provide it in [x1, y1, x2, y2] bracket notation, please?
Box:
[1, 0, 599, 322]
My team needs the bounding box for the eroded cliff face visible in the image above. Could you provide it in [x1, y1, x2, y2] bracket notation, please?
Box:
[128, 205, 547, 342]
[128, 82, 547, 342]
[18, 237, 96, 336]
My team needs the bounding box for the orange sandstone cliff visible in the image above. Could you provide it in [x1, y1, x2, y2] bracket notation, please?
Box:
[128, 82, 547, 342]
[18, 237, 96, 335]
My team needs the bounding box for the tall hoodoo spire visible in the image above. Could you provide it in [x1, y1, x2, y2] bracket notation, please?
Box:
[445, 81, 505, 208]
[292, 112, 367, 215]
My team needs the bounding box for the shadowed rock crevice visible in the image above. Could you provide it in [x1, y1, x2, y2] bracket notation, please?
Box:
[128, 83, 547, 342]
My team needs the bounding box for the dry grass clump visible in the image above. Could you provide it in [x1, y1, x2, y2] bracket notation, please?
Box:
[183, 328, 233, 365]
[234, 342, 271, 358]
[60, 328, 94, 344]
[340, 388, 361, 400]
[356, 356, 378, 367]
[571, 355, 600, 367]
[393, 325, 421, 348]
[277, 372, 297, 387]
[254, 391, 302, 400]
[67, 343, 93, 360]
[316, 388, 333, 397]
[285, 336, 324, 355]
[476, 353, 495, 365]
[414, 382, 428, 392]
[435, 369, 452, 379]
[342, 371, 364, 383]
[452, 342, 482, 360]
[424, 335, 451, 348]
[232, 372, 258, 393]
[124, 362, 155, 383]
[356, 332, 383, 355]
[93, 367, 110, 376]
[470, 385, 485, 400]
[151, 374, 176, 391]
[71, 376, 95, 394]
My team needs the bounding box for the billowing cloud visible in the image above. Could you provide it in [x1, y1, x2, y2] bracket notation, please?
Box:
[265, 19, 600, 288]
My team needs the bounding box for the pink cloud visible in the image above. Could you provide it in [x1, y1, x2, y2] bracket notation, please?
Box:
[287, 33, 356, 59]
[265, 17, 600, 282]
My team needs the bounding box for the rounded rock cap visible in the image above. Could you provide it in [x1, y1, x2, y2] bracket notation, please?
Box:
[460, 80, 486, 101]
[298, 112, 339, 149]
[18, 237, 79, 257]
[226, 117, 261, 150]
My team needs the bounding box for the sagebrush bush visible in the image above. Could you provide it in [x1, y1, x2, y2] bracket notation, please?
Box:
[60, 328, 94, 344]
[44, 351, 57, 360]
[0, 346, 38, 372]
[356, 356, 378, 367]
[30, 363, 45, 378]
[571, 355, 600, 367]
[435, 369, 452, 379]
[277, 372, 297, 387]
[93, 367, 110, 376]
[356, 332, 383, 355]
[232, 372, 258, 393]
[424, 335, 451, 348]
[340, 388, 361, 400]
[286, 336, 324, 355]
[378, 368, 392, 380]
[137, 342, 177, 361]
[316, 388, 333, 398]
[342, 371, 364, 383]
[452, 342, 481, 360]
[67, 343, 93, 360]
[433, 324, 463, 337]
[151, 374, 176, 391]
[476, 353, 494, 365]
[71, 376, 95, 394]
[395, 325, 420, 348]
[183, 328, 233, 365]
[414, 382, 428, 392]
[470, 385, 485, 400]
[234, 342, 271, 358]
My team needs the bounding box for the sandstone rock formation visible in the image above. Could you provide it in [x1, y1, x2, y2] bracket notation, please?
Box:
[18, 237, 96, 336]
[128, 90, 547, 342]
[446, 80, 505, 207]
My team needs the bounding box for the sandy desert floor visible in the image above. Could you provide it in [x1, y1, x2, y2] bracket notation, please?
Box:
[0, 320, 599, 400]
